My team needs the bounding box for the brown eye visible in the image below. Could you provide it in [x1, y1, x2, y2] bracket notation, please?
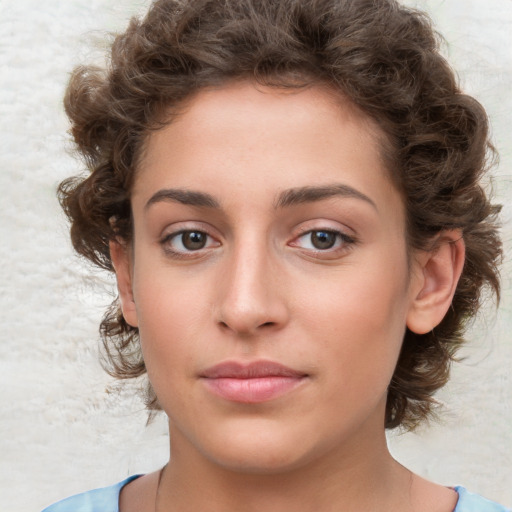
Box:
[181, 231, 207, 250]
[291, 228, 355, 256]
[162, 229, 217, 255]
[310, 231, 337, 250]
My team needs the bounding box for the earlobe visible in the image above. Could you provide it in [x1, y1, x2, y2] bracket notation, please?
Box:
[110, 240, 139, 328]
[406, 231, 465, 335]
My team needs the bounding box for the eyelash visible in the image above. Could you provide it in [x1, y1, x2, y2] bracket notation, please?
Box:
[160, 230, 219, 259]
[159, 228, 356, 260]
[290, 229, 356, 257]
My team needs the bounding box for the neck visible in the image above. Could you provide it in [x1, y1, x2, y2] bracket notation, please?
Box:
[156, 421, 411, 512]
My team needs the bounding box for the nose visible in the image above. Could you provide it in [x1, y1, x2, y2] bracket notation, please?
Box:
[215, 244, 289, 337]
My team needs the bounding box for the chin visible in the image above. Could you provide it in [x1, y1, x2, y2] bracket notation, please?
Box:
[194, 421, 329, 475]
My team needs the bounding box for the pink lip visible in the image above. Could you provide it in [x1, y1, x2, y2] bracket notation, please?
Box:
[200, 361, 308, 403]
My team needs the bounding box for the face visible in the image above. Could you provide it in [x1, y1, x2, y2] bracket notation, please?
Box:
[117, 82, 425, 474]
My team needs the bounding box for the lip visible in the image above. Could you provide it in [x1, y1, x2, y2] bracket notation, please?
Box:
[200, 361, 308, 403]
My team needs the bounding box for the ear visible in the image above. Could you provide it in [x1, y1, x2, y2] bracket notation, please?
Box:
[110, 240, 138, 328]
[406, 231, 465, 334]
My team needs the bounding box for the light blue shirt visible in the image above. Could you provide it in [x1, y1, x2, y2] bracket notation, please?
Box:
[453, 487, 511, 512]
[41, 476, 141, 512]
[42, 476, 511, 512]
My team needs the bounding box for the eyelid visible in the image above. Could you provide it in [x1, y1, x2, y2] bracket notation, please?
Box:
[164, 230, 218, 246]
[292, 229, 353, 246]
[159, 220, 219, 241]
[159, 223, 221, 257]
[288, 223, 357, 258]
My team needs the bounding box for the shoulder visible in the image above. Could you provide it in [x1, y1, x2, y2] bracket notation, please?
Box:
[41, 475, 142, 512]
[454, 486, 511, 512]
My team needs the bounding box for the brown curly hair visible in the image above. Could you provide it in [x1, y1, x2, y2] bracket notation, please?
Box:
[59, 0, 502, 430]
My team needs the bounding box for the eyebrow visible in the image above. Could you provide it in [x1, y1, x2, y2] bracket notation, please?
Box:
[275, 184, 377, 211]
[145, 183, 377, 212]
[145, 188, 220, 210]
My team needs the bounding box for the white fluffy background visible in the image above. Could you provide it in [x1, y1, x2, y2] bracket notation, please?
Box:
[0, 1, 510, 510]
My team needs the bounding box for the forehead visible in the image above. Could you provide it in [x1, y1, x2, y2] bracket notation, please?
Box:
[148, 81, 385, 157]
[134, 81, 402, 217]
[170, 81, 364, 129]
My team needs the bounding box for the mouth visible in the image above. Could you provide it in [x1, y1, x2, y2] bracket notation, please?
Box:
[199, 360, 308, 403]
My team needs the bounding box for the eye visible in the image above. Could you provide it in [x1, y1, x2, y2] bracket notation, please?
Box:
[292, 229, 354, 252]
[307, 231, 338, 250]
[162, 230, 218, 253]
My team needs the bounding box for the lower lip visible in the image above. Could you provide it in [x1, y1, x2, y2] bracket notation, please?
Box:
[202, 376, 306, 403]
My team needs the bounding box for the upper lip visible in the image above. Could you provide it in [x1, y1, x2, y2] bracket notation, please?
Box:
[200, 360, 307, 379]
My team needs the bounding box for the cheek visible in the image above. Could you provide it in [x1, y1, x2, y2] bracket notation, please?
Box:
[296, 251, 410, 386]
[133, 271, 208, 383]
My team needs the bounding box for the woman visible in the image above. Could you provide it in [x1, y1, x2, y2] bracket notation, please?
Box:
[43, 0, 507, 510]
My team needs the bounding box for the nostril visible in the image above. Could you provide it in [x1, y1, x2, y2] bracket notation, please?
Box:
[217, 319, 276, 333]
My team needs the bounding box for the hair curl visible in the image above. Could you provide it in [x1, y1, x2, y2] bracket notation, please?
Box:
[59, 0, 502, 430]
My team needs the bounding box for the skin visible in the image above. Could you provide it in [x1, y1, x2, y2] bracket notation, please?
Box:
[114, 82, 464, 512]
